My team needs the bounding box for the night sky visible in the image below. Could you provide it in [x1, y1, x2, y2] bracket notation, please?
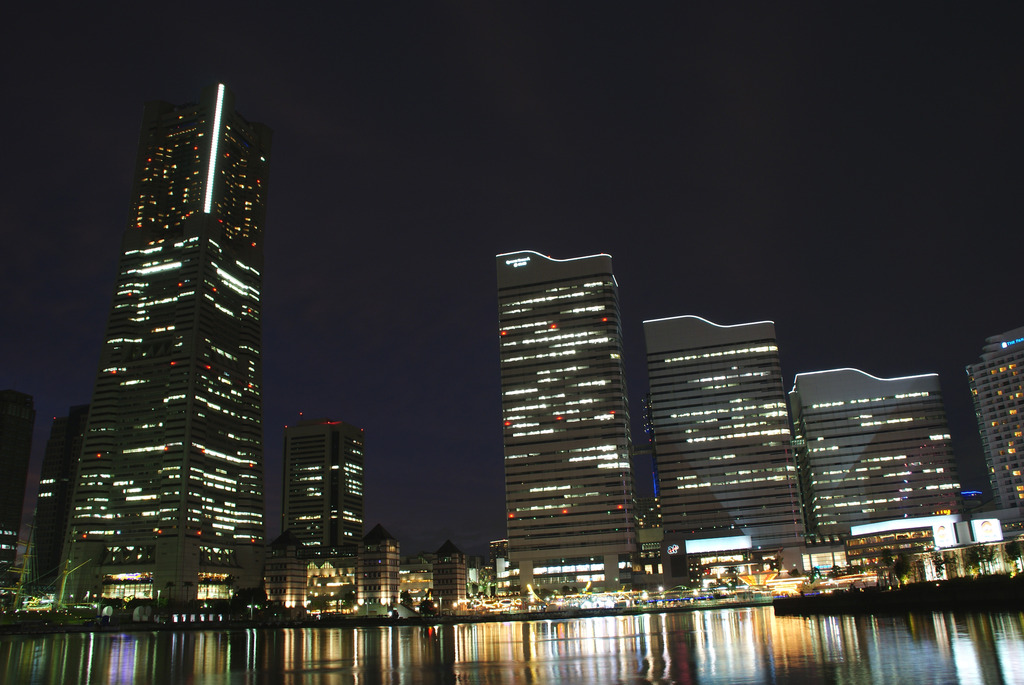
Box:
[3, 4, 1022, 557]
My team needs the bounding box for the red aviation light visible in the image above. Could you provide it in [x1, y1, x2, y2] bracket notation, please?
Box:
[555, 416, 563, 421]
[562, 509, 568, 514]
[96, 453, 102, 458]
[500, 330, 508, 336]
[549, 324, 558, 329]
[617, 504, 624, 509]
[504, 420, 512, 426]
[602, 317, 608, 322]
[508, 513, 515, 519]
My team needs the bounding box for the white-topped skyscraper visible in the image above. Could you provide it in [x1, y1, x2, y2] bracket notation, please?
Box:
[644, 316, 802, 549]
[64, 85, 270, 600]
[790, 369, 960, 539]
[967, 326, 1024, 510]
[497, 251, 635, 592]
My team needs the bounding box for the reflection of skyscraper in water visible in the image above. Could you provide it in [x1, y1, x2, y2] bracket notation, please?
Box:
[64, 84, 271, 599]
[497, 251, 635, 592]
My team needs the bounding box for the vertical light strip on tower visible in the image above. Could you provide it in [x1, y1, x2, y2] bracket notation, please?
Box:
[203, 83, 225, 214]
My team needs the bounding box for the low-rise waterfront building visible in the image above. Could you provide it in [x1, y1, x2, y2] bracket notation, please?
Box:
[357, 524, 399, 612]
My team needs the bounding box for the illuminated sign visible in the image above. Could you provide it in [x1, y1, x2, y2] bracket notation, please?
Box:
[505, 256, 531, 268]
[666, 544, 680, 555]
[933, 523, 956, 549]
[1002, 337, 1024, 349]
[971, 518, 1003, 543]
[852, 514, 960, 541]
[684, 535, 751, 555]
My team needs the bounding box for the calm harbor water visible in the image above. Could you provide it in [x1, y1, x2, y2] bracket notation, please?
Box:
[2, 607, 1023, 684]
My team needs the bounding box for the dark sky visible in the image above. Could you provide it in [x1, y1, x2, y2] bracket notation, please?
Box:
[3, 4, 1021, 557]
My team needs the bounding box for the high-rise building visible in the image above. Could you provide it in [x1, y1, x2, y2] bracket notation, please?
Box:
[644, 316, 802, 549]
[496, 250, 635, 592]
[790, 368, 960, 539]
[968, 326, 1024, 510]
[34, 405, 89, 584]
[64, 84, 271, 600]
[0, 390, 35, 577]
[282, 419, 364, 549]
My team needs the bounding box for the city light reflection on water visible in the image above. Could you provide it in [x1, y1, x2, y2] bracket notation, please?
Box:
[2, 607, 1024, 684]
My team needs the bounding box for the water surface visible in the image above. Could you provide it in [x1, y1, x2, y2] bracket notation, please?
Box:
[2, 607, 1023, 684]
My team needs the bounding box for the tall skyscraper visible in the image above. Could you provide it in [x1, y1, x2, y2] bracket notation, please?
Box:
[644, 316, 801, 549]
[34, 405, 89, 584]
[496, 250, 635, 592]
[967, 326, 1024, 510]
[0, 390, 35, 577]
[790, 368, 960, 539]
[282, 419, 365, 549]
[65, 84, 270, 600]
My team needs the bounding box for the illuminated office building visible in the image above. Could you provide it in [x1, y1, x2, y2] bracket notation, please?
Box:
[496, 250, 635, 592]
[64, 84, 271, 599]
[34, 405, 89, 584]
[0, 390, 35, 576]
[790, 369, 960, 539]
[644, 316, 801, 549]
[282, 419, 364, 549]
[968, 326, 1024, 509]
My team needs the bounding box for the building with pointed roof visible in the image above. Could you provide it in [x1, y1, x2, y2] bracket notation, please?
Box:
[433, 539, 467, 611]
[357, 524, 399, 610]
[264, 529, 306, 611]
